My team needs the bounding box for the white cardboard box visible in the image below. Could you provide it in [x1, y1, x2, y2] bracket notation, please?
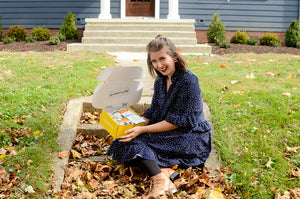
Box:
[92, 66, 146, 138]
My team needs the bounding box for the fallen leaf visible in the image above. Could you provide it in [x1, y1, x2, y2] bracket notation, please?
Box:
[265, 72, 277, 76]
[287, 75, 296, 79]
[230, 80, 241, 85]
[33, 130, 41, 136]
[292, 167, 300, 177]
[266, 157, 274, 168]
[282, 93, 291, 97]
[245, 73, 255, 79]
[204, 189, 225, 199]
[4, 70, 12, 75]
[41, 105, 47, 112]
[220, 64, 227, 68]
[88, 179, 99, 189]
[0, 148, 6, 155]
[0, 166, 7, 178]
[27, 160, 33, 166]
[286, 146, 300, 153]
[71, 149, 82, 159]
[25, 185, 35, 193]
[59, 151, 70, 159]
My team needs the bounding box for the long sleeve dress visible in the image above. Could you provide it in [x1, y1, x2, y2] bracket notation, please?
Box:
[107, 68, 212, 168]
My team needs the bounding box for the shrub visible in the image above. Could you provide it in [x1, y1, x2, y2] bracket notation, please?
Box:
[3, 36, 15, 44]
[285, 18, 300, 48]
[207, 13, 226, 44]
[7, 25, 27, 41]
[230, 31, 249, 44]
[0, 15, 3, 41]
[59, 12, 79, 40]
[57, 33, 66, 41]
[32, 27, 51, 41]
[48, 36, 60, 45]
[25, 36, 36, 43]
[246, 37, 258, 45]
[260, 33, 282, 47]
[218, 41, 232, 49]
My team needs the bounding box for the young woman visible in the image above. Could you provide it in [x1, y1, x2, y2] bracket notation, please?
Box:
[107, 35, 212, 198]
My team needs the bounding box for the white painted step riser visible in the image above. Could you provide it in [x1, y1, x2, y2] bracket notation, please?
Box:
[82, 38, 197, 45]
[85, 24, 195, 32]
[85, 18, 195, 25]
[67, 44, 211, 54]
[83, 31, 196, 38]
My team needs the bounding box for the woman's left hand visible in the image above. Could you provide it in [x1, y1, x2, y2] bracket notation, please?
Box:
[119, 126, 145, 142]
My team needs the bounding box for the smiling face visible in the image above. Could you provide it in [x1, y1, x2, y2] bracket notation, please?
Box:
[149, 47, 177, 79]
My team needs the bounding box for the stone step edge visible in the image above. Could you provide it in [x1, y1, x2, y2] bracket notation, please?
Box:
[86, 18, 195, 24]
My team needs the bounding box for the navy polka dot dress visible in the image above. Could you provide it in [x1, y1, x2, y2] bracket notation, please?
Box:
[107, 69, 212, 168]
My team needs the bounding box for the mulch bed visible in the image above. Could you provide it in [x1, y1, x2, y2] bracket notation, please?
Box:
[1, 40, 300, 55]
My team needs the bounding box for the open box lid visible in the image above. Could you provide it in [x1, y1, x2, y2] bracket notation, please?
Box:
[92, 66, 145, 110]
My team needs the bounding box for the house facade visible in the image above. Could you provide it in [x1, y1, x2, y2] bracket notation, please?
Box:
[0, 0, 299, 43]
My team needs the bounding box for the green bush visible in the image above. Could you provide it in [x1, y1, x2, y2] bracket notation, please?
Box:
[3, 36, 15, 44]
[0, 15, 3, 41]
[260, 33, 282, 47]
[230, 31, 250, 44]
[59, 12, 79, 40]
[57, 33, 66, 41]
[25, 36, 36, 43]
[48, 36, 60, 45]
[207, 13, 226, 44]
[285, 18, 300, 48]
[218, 41, 232, 49]
[246, 37, 258, 45]
[7, 25, 27, 41]
[32, 27, 51, 41]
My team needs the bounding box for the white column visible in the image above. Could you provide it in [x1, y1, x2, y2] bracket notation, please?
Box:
[167, 0, 180, 19]
[121, 0, 125, 19]
[98, 0, 112, 19]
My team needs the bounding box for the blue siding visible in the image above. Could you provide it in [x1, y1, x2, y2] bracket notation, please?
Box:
[0, 0, 100, 29]
[180, 0, 300, 32]
[0, 0, 299, 32]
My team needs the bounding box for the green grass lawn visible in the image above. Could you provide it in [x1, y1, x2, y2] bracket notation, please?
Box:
[0, 51, 299, 198]
[0, 51, 114, 198]
[188, 53, 300, 198]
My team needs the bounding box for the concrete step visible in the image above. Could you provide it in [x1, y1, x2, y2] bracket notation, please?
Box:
[83, 30, 196, 38]
[82, 37, 197, 45]
[85, 24, 195, 31]
[85, 18, 196, 25]
[67, 43, 211, 54]
[67, 18, 212, 54]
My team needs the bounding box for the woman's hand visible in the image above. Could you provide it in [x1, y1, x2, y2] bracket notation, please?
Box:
[119, 126, 146, 142]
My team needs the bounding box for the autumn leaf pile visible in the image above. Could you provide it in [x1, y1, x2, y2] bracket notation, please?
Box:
[80, 111, 101, 125]
[51, 132, 244, 199]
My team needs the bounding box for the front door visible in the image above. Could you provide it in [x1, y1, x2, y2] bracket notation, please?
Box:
[126, 0, 155, 17]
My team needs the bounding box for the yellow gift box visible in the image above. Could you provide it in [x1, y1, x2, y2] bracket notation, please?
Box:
[100, 107, 145, 138]
[92, 66, 145, 138]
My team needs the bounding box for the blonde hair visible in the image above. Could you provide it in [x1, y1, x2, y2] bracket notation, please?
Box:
[146, 35, 187, 78]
